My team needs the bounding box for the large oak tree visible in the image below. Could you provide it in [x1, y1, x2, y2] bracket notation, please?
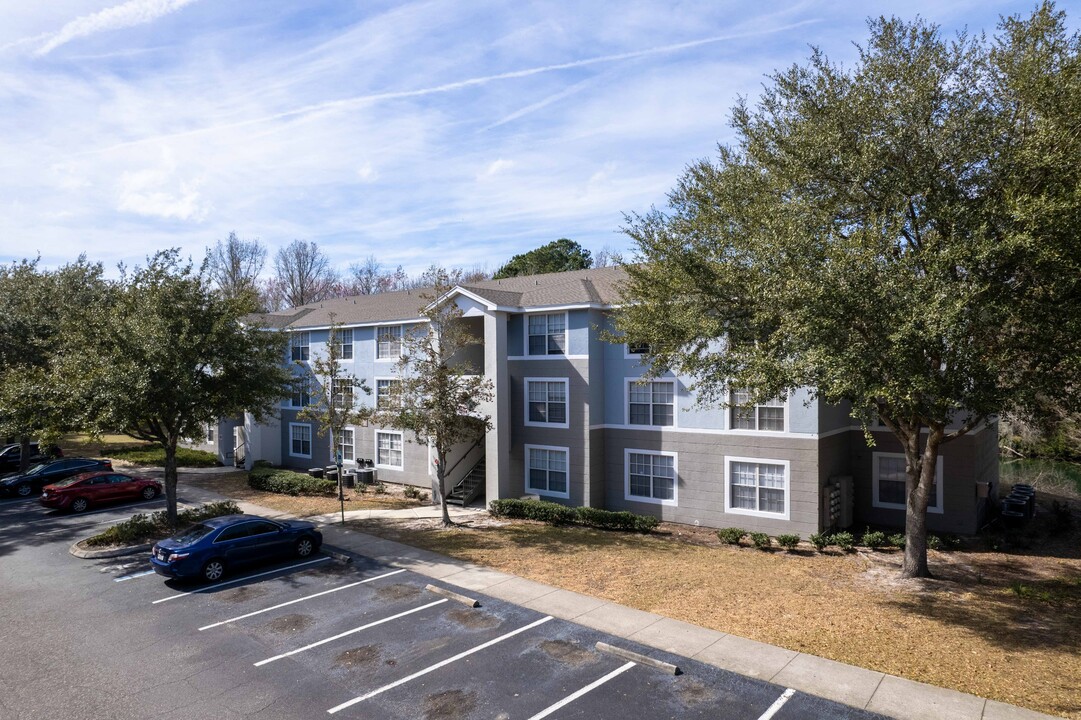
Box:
[614, 4, 1081, 577]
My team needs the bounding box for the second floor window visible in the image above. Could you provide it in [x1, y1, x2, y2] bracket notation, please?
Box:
[332, 378, 353, 409]
[376, 379, 402, 409]
[730, 390, 784, 431]
[527, 379, 568, 426]
[377, 325, 403, 359]
[336, 329, 354, 360]
[528, 313, 566, 355]
[291, 375, 311, 407]
[629, 380, 674, 426]
[290, 331, 310, 362]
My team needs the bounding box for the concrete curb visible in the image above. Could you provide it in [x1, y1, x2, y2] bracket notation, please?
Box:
[320, 544, 354, 564]
[69, 541, 151, 559]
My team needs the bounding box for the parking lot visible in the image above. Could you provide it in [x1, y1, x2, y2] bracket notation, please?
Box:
[0, 493, 890, 720]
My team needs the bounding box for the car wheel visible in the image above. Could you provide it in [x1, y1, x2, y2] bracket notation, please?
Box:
[70, 497, 89, 513]
[141, 486, 158, 500]
[15, 483, 32, 497]
[296, 537, 315, 558]
[202, 559, 226, 583]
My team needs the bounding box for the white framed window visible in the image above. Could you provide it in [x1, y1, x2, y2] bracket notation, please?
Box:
[527, 313, 567, 356]
[525, 378, 569, 428]
[625, 341, 650, 357]
[290, 331, 310, 362]
[332, 378, 353, 410]
[628, 380, 675, 427]
[338, 428, 354, 463]
[376, 325, 403, 360]
[625, 449, 677, 506]
[376, 378, 402, 409]
[724, 457, 789, 519]
[730, 390, 785, 431]
[289, 423, 312, 459]
[205, 424, 215, 443]
[291, 374, 312, 407]
[873, 453, 943, 513]
[525, 445, 569, 498]
[376, 431, 403, 469]
[336, 328, 354, 360]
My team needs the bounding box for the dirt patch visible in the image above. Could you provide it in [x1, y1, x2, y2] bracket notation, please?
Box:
[335, 645, 380, 668]
[264, 613, 313, 634]
[376, 583, 422, 601]
[424, 689, 476, 720]
[218, 585, 266, 603]
[538, 640, 597, 667]
[446, 607, 500, 630]
[676, 679, 715, 705]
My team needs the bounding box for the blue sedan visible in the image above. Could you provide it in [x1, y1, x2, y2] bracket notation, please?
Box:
[150, 514, 322, 582]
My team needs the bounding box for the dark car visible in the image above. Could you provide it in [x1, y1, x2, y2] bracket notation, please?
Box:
[0, 457, 112, 498]
[0, 442, 62, 474]
[40, 471, 161, 513]
[150, 514, 322, 582]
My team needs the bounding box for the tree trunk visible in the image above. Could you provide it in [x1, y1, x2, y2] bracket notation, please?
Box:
[437, 449, 452, 527]
[163, 435, 179, 529]
[901, 426, 943, 579]
[18, 435, 30, 474]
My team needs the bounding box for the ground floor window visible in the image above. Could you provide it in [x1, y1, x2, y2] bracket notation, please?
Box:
[625, 450, 676, 505]
[525, 445, 569, 498]
[376, 431, 403, 469]
[289, 423, 312, 458]
[873, 453, 942, 513]
[725, 457, 788, 518]
[338, 428, 354, 463]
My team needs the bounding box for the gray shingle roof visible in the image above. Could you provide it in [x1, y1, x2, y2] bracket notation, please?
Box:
[245, 265, 629, 331]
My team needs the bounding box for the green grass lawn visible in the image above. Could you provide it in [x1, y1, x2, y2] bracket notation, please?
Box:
[108, 446, 220, 467]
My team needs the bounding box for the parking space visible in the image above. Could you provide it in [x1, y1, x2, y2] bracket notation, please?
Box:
[0, 499, 890, 720]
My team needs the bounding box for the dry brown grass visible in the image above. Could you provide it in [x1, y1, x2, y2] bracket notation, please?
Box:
[180, 470, 423, 517]
[59, 433, 153, 457]
[353, 514, 1081, 719]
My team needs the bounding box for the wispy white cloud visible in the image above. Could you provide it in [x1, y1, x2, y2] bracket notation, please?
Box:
[34, 0, 201, 56]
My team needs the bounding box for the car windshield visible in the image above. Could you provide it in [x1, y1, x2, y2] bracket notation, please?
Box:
[24, 463, 49, 476]
[170, 524, 214, 544]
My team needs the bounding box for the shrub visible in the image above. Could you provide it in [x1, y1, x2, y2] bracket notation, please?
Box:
[403, 485, 422, 499]
[927, 534, 943, 551]
[575, 506, 660, 532]
[862, 528, 889, 549]
[717, 527, 746, 545]
[888, 533, 906, 549]
[373, 482, 387, 494]
[750, 532, 771, 549]
[776, 533, 800, 550]
[488, 498, 578, 525]
[808, 532, 829, 551]
[830, 531, 855, 552]
[86, 500, 241, 547]
[248, 466, 336, 496]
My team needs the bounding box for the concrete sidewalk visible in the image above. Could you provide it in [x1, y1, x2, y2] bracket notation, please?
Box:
[177, 481, 1057, 720]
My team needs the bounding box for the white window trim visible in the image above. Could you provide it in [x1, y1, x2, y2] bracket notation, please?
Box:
[288, 422, 313, 460]
[623, 448, 677, 507]
[291, 374, 312, 408]
[336, 328, 354, 360]
[624, 377, 679, 429]
[374, 429, 404, 471]
[726, 392, 789, 433]
[872, 452, 944, 514]
[524, 311, 569, 357]
[723, 456, 791, 520]
[290, 331, 310, 362]
[523, 443, 570, 499]
[375, 376, 401, 410]
[338, 427, 355, 465]
[524, 377, 570, 429]
[623, 341, 651, 360]
[375, 324, 404, 361]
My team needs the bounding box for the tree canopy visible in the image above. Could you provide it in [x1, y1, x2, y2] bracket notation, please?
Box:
[614, 3, 1081, 577]
[493, 238, 592, 279]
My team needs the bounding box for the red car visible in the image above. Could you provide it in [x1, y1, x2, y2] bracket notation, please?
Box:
[40, 472, 162, 513]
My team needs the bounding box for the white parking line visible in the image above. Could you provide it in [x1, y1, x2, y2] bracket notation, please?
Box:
[254, 598, 447, 667]
[14, 498, 167, 527]
[327, 615, 555, 714]
[115, 569, 156, 582]
[150, 557, 331, 604]
[199, 569, 406, 631]
[757, 688, 796, 720]
[526, 661, 636, 720]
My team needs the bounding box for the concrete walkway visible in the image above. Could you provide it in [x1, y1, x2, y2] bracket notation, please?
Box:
[175, 479, 1057, 720]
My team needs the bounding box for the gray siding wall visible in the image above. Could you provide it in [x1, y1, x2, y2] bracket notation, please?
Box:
[602, 429, 821, 537]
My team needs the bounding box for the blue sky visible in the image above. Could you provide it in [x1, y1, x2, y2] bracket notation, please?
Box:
[0, 0, 1068, 277]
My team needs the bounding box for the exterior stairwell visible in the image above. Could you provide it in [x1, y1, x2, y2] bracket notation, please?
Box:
[446, 457, 485, 506]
